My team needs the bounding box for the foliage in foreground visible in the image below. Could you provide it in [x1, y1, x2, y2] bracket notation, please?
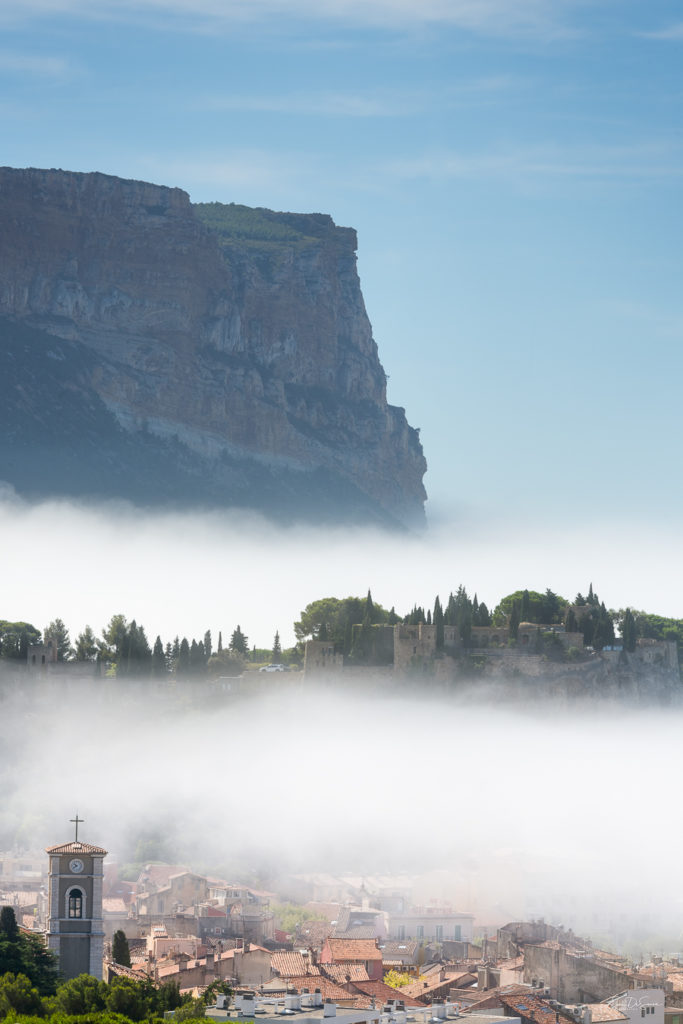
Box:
[0, 962, 232, 1023]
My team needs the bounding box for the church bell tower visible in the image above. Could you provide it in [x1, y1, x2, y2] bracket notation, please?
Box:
[45, 815, 107, 980]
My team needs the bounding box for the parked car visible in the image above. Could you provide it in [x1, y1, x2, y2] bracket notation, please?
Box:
[259, 663, 287, 672]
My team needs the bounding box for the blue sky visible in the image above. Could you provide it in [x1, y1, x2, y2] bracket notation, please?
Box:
[2, 0, 682, 530]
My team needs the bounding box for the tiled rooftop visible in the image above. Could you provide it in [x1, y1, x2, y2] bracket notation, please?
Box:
[272, 951, 321, 977]
[45, 841, 107, 855]
[326, 939, 382, 961]
[323, 964, 370, 984]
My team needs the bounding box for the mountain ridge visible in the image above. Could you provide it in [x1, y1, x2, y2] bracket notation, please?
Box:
[0, 166, 427, 526]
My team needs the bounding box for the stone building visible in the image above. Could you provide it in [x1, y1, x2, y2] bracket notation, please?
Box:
[45, 835, 107, 979]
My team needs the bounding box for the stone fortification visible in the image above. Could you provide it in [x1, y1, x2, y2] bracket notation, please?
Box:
[0, 167, 426, 526]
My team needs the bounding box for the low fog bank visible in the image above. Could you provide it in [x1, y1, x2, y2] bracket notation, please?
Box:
[1, 682, 682, 952]
[1, 491, 682, 649]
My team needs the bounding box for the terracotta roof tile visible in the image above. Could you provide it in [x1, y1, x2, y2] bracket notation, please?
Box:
[380, 942, 418, 959]
[265, 976, 358, 1004]
[499, 992, 576, 1024]
[323, 964, 370, 984]
[568, 1006, 628, 1022]
[327, 938, 382, 961]
[45, 841, 107, 855]
[349, 980, 424, 1008]
[271, 951, 321, 977]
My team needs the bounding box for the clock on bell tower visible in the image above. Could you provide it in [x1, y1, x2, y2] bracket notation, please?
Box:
[45, 815, 107, 980]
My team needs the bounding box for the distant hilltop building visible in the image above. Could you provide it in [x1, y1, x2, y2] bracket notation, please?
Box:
[45, 815, 107, 979]
[303, 622, 680, 698]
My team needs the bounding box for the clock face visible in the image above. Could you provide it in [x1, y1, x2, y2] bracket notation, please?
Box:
[69, 858, 84, 874]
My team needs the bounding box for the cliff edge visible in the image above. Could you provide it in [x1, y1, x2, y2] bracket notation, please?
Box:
[0, 167, 427, 526]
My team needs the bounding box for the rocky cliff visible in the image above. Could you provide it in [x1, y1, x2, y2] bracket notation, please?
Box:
[0, 167, 426, 525]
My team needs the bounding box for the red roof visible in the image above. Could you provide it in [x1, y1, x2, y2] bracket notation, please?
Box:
[326, 938, 382, 961]
[46, 841, 107, 855]
[350, 980, 424, 1008]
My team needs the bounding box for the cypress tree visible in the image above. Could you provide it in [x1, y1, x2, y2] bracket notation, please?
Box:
[152, 636, 166, 677]
[0, 906, 19, 941]
[177, 638, 190, 675]
[622, 608, 637, 652]
[112, 929, 131, 968]
[272, 631, 282, 660]
[434, 596, 444, 650]
[229, 626, 249, 656]
[509, 600, 521, 641]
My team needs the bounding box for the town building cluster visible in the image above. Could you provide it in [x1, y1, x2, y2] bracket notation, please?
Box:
[2, 834, 683, 1024]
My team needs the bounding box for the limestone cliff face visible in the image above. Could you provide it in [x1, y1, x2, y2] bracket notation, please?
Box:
[0, 167, 426, 525]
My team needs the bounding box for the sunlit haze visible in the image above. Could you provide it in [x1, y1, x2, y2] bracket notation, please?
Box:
[1, 491, 681, 647]
[2, 0, 683, 964]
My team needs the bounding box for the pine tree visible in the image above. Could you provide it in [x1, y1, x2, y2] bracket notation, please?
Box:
[217, 631, 223, 652]
[73, 625, 99, 662]
[43, 618, 71, 661]
[203, 630, 212, 660]
[102, 614, 128, 664]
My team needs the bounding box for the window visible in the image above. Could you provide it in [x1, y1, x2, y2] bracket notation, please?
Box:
[454, 926, 462, 941]
[436, 926, 443, 942]
[69, 889, 83, 918]
[417, 926, 424, 939]
[397, 926, 405, 940]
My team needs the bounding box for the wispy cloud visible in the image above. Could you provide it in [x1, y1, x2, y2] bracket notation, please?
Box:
[0, 0, 584, 39]
[639, 22, 683, 41]
[201, 91, 410, 118]
[0, 51, 70, 76]
[134, 149, 313, 196]
[382, 141, 683, 186]
[199, 77, 523, 120]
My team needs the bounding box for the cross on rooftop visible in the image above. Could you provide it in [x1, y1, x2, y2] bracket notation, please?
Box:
[70, 813, 84, 842]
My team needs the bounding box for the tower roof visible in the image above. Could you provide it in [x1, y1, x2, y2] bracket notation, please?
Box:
[46, 841, 108, 855]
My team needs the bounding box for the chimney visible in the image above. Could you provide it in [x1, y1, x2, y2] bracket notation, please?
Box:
[324, 1000, 337, 1017]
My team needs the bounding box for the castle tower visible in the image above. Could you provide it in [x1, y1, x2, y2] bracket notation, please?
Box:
[45, 815, 107, 979]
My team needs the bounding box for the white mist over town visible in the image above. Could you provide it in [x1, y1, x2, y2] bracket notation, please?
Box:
[2, 682, 683, 954]
[1, 490, 681, 649]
